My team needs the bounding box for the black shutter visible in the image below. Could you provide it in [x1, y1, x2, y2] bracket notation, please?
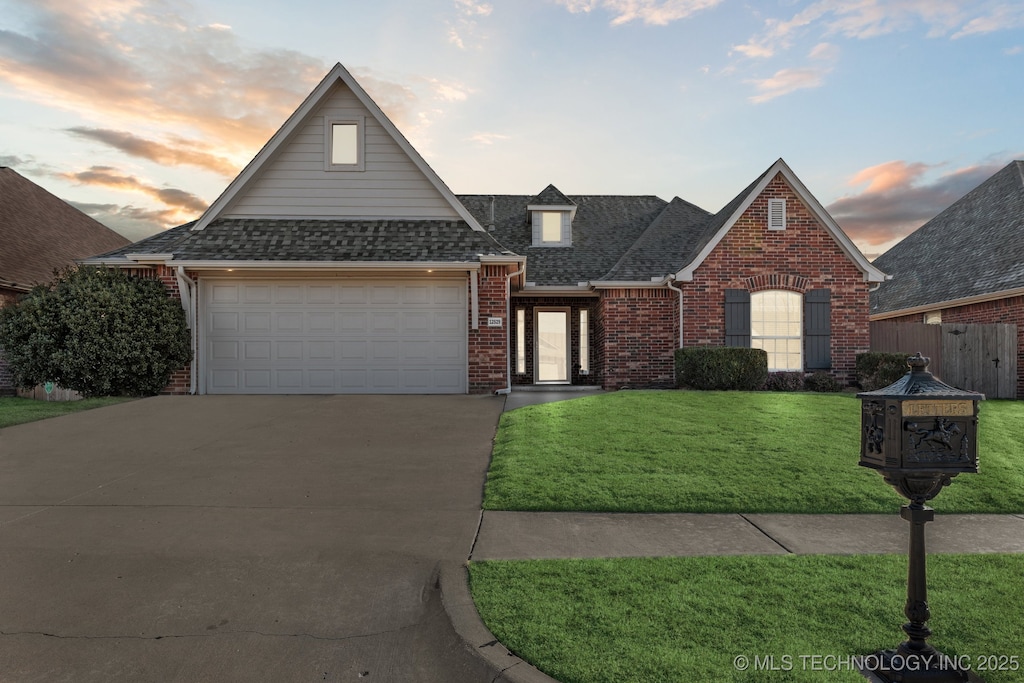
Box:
[804, 289, 831, 369]
[724, 289, 751, 347]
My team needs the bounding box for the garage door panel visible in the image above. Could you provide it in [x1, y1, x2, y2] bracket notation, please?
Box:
[204, 279, 466, 394]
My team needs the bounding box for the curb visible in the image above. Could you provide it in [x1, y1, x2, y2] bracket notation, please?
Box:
[438, 561, 561, 683]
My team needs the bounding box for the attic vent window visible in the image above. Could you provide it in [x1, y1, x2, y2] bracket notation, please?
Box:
[768, 198, 786, 230]
[325, 118, 365, 171]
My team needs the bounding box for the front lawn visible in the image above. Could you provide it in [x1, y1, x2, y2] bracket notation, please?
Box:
[0, 396, 132, 429]
[470, 554, 1024, 683]
[484, 391, 1024, 514]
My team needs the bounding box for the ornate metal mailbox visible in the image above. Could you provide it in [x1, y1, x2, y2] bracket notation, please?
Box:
[860, 353, 981, 492]
[857, 353, 985, 683]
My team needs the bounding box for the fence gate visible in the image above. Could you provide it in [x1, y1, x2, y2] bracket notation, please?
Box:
[870, 322, 1017, 399]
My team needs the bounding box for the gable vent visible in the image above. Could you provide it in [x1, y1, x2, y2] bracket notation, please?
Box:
[768, 198, 786, 230]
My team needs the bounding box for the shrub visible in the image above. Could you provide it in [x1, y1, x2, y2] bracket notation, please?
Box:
[804, 370, 842, 393]
[762, 371, 805, 392]
[0, 266, 192, 397]
[855, 352, 912, 391]
[675, 347, 768, 391]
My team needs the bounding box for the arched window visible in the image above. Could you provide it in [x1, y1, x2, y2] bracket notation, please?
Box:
[751, 290, 802, 371]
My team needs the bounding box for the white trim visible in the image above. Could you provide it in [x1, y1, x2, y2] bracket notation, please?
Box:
[470, 270, 479, 330]
[191, 63, 484, 232]
[588, 279, 670, 289]
[674, 159, 887, 283]
[527, 203, 578, 220]
[151, 260, 482, 271]
[871, 286, 1024, 321]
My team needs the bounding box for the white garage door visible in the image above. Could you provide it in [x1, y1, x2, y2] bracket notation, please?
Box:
[202, 279, 467, 394]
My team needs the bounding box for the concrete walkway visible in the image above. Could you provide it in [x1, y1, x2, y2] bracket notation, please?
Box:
[472, 511, 1024, 560]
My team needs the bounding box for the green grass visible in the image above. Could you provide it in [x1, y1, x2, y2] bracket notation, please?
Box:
[470, 554, 1024, 683]
[0, 396, 133, 429]
[484, 391, 1024, 514]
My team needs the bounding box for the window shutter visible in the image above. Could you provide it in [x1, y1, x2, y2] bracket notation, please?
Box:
[804, 289, 831, 369]
[562, 211, 572, 246]
[531, 211, 541, 245]
[724, 289, 751, 347]
[768, 199, 786, 230]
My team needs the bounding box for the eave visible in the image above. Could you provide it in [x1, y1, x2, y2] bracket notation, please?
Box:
[871, 286, 1024, 321]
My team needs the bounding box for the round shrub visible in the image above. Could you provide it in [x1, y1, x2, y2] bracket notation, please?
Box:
[855, 352, 913, 391]
[0, 266, 192, 397]
[804, 370, 842, 392]
[762, 371, 805, 392]
[675, 346, 768, 391]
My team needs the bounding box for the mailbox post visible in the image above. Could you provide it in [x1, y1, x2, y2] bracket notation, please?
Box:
[858, 353, 984, 683]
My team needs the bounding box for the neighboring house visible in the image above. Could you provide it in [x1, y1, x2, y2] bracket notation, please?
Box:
[871, 160, 1024, 398]
[0, 167, 131, 395]
[87, 63, 885, 396]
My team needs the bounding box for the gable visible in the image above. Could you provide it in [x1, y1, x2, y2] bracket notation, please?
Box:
[675, 160, 886, 283]
[193, 63, 479, 231]
[223, 82, 461, 221]
[693, 173, 867, 282]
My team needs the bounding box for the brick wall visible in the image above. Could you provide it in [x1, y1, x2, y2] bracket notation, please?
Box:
[468, 265, 510, 394]
[151, 265, 193, 395]
[682, 172, 871, 385]
[598, 287, 678, 389]
[510, 296, 601, 386]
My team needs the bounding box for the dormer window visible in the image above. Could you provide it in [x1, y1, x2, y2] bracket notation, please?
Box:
[541, 212, 563, 243]
[325, 117, 365, 171]
[531, 210, 572, 246]
[528, 184, 577, 247]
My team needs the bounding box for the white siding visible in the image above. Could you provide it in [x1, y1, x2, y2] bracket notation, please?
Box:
[224, 83, 460, 220]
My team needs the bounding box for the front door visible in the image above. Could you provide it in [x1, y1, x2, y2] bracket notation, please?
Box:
[536, 308, 570, 383]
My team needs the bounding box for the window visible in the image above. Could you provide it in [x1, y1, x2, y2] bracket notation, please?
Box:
[924, 311, 942, 325]
[751, 290, 802, 371]
[516, 308, 526, 374]
[579, 309, 589, 374]
[325, 118, 364, 171]
[531, 210, 572, 246]
[541, 212, 562, 242]
[768, 198, 786, 230]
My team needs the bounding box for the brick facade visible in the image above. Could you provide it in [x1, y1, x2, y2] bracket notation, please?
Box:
[885, 296, 1024, 398]
[150, 265, 193, 395]
[510, 296, 601, 387]
[681, 173, 871, 384]
[468, 265, 511, 394]
[597, 288, 679, 389]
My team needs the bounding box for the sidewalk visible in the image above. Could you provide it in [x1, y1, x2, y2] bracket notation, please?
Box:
[471, 510, 1024, 560]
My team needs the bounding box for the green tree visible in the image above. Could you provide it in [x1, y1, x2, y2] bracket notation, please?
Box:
[0, 266, 192, 397]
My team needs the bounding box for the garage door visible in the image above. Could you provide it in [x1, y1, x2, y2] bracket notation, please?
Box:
[202, 279, 467, 394]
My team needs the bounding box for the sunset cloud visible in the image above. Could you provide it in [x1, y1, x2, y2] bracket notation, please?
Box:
[554, 0, 724, 26]
[448, 0, 493, 50]
[70, 202, 187, 241]
[827, 160, 1007, 255]
[60, 166, 207, 215]
[746, 43, 837, 103]
[65, 128, 240, 177]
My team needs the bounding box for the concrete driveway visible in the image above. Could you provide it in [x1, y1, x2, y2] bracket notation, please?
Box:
[0, 395, 504, 682]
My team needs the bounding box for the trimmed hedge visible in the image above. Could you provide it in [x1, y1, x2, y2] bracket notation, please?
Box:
[855, 352, 912, 391]
[0, 266, 192, 397]
[675, 347, 768, 391]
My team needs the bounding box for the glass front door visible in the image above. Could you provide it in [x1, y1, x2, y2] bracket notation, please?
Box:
[536, 309, 569, 383]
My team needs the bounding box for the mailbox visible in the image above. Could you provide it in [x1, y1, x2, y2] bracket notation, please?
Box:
[858, 353, 983, 476]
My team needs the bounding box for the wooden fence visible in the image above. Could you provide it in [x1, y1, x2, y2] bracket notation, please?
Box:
[870, 322, 1018, 399]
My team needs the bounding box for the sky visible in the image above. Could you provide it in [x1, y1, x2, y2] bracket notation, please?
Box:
[1, 0, 1022, 258]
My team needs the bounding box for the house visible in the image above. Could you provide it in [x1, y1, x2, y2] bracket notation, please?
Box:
[0, 167, 131, 395]
[87, 63, 885, 395]
[871, 160, 1024, 398]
